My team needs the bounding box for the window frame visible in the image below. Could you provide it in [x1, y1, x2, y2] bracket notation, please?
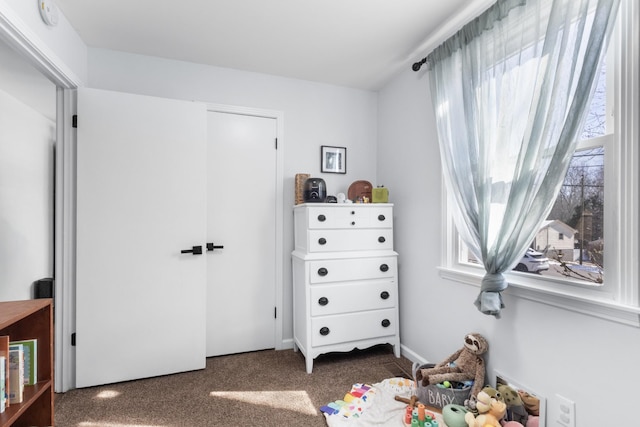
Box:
[438, 0, 640, 326]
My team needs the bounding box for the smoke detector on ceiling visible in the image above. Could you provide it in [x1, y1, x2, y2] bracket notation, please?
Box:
[39, 0, 59, 27]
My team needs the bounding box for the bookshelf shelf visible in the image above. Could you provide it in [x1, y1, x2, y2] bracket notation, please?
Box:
[0, 299, 54, 427]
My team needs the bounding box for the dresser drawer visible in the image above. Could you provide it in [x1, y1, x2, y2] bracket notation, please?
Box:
[306, 229, 393, 252]
[309, 256, 397, 284]
[310, 281, 396, 316]
[311, 309, 397, 347]
[306, 206, 393, 229]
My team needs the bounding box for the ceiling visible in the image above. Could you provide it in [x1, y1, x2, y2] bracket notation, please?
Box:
[54, 0, 479, 91]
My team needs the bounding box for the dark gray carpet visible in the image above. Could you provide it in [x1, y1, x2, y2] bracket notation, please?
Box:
[55, 344, 413, 426]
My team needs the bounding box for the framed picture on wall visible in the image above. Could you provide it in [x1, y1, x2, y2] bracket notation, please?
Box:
[321, 145, 347, 174]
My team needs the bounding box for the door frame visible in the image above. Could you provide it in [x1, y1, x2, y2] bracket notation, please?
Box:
[0, 4, 82, 392]
[206, 103, 285, 350]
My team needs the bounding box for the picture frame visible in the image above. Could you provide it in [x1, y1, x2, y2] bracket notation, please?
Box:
[321, 145, 347, 174]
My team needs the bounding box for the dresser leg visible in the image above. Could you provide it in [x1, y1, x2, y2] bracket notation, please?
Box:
[306, 357, 313, 374]
[393, 341, 401, 358]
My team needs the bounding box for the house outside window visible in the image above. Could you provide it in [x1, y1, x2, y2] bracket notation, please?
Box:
[441, 0, 639, 326]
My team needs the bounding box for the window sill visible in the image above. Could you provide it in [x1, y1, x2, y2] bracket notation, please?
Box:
[438, 266, 640, 327]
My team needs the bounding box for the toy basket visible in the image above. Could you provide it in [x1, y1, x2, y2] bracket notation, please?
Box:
[412, 362, 472, 409]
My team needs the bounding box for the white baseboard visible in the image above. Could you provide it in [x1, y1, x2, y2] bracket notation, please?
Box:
[399, 343, 429, 367]
[279, 338, 295, 350]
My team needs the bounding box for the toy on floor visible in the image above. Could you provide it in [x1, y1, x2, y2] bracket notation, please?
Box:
[402, 402, 439, 427]
[442, 404, 470, 427]
[319, 383, 375, 418]
[395, 394, 418, 406]
[473, 390, 495, 415]
[517, 390, 539, 416]
[497, 383, 528, 425]
[464, 390, 506, 427]
[480, 385, 504, 403]
[416, 333, 488, 398]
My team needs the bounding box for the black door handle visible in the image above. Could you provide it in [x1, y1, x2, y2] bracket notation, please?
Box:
[207, 242, 224, 251]
[181, 245, 203, 255]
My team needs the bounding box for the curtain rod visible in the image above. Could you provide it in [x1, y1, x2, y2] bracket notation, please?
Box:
[410, 0, 495, 72]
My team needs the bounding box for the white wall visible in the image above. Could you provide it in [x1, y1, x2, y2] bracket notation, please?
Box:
[1, 0, 87, 84]
[0, 89, 55, 301]
[86, 48, 380, 342]
[378, 66, 640, 427]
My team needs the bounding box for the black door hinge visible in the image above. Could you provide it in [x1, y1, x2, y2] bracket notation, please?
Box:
[275, 138, 278, 149]
[72, 115, 78, 128]
[274, 307, 277, 318]
[71, 332, 76, 346]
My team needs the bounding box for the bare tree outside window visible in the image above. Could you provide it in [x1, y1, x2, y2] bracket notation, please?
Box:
[545, 62, 607, 283]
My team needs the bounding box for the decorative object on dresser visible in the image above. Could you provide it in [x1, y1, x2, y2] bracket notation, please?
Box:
[372, 186, 389, 203]
[294, 173, 310, 205]
[302, 177, 327, 203]
[348, 180, 373, 203]
[292, 203, 400, 373]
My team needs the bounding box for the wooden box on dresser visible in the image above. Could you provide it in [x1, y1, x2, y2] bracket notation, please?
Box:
[0, 299, 54, 427]
[292, 203, 400, 373]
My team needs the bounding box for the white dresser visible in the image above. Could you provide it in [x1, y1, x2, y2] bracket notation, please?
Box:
[292, 203, 400, 373]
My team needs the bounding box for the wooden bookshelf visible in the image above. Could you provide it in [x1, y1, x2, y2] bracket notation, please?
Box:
[0, 299, 53, 427]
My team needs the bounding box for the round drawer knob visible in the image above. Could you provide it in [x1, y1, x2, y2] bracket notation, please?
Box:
[380, 291, 390, 300]
[351, 211, 355, 215]
[378, 236, 386, 243]
[318, 267, 328, 277]
[320, 327, 330, 336]
[351, 221, 356, 226]
[381, 319, 391, 328]
[380, 263, 389, 272]
[318, 297, 329, 306]
[378, 214, 386, 221]
[317, 214, 326, 222]
[318, 237, 327, 245]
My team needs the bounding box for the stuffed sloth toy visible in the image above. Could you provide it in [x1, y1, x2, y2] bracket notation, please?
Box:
[416, 332, 488, 398]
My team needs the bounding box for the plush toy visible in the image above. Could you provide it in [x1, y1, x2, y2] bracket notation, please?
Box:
[416, 333, 488, 398]
[501, 422, 525, 427]
[464, 393, 479, 416]
[474, 390, 494, 414]
[525, 416, 539, 427]
[518, 390, 540, 416]
[464, 395, 506, 427]
[481, 385, 504, 403]
[497, 384, 528, 425]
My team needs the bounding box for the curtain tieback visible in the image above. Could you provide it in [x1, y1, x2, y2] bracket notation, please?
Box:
[474, 273, 508, 319]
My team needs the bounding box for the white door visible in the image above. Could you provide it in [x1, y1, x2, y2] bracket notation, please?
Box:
[75, 88, 208, 388]
[206, 111, 277, 356]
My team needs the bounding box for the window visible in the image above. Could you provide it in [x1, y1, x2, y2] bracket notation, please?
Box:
[440, 0, 640, 326]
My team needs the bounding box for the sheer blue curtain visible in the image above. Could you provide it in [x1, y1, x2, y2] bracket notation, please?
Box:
[427, 0, 620, 318]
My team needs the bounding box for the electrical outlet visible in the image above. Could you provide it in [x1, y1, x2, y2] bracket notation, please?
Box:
[555, 394, 575, 427]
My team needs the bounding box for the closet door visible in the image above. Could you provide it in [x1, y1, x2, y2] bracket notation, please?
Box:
[75, 88, 207, 388]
